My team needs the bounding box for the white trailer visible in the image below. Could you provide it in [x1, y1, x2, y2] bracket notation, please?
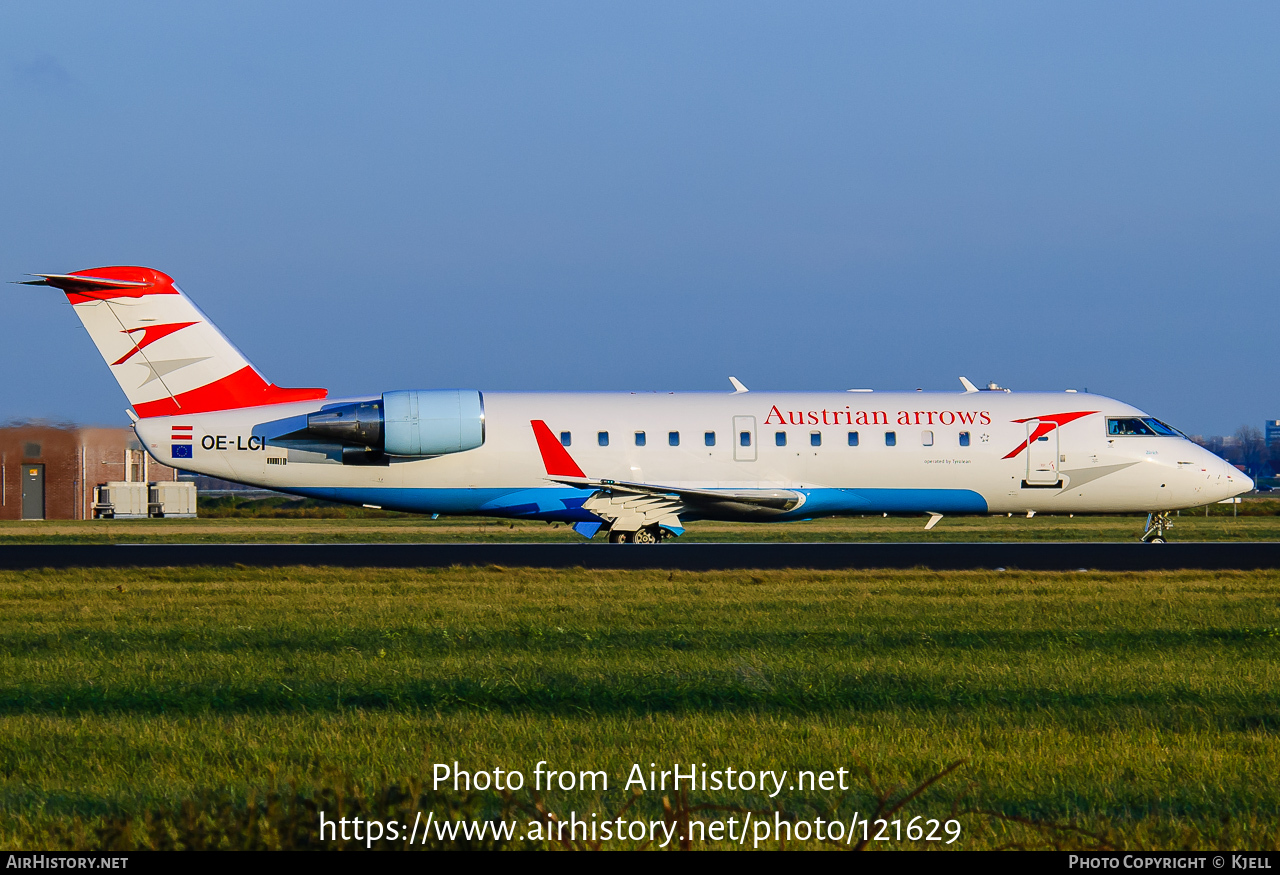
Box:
[93, 481, 198, 519]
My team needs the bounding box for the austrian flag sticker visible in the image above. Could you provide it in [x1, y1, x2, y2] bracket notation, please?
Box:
[171, 425, 193, 459]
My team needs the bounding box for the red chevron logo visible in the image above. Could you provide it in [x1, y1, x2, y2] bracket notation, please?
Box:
[111, 321, 199, 366]
[1002, 410, 1099, 459]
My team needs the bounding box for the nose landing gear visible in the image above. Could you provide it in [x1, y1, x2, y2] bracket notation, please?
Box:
[1141, 512, 1171, 543]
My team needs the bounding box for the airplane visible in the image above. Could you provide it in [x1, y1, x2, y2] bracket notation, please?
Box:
[22, 265, 1253, 543]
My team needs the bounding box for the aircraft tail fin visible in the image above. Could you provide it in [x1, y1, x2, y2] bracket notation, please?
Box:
[27, 266, 326, 417]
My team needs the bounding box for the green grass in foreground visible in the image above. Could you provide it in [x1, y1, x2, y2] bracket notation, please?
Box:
[2, 500, 1279, 544]
[1, 567, 1278, 849]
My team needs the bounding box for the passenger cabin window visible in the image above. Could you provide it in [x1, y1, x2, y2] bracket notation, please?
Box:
[810, 431, 821, 447]
[669, 431, 679, 447]
[775, 431, 787, 447]
[922, 430, 933, 446]
[1107, 417, 1180, 437]
[739, 431, 751, 447]
[885, 431, 897, 447]
[705, 431, 716, 447]
[848, 431, 859, 447]
[598, 431, 609, 447]
[560, 431, 571, 447]
[635, 431, 646, 447]
[959, 431, 970, 447]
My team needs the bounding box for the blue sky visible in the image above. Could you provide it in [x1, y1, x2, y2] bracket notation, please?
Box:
[2, 2, 1278, 435]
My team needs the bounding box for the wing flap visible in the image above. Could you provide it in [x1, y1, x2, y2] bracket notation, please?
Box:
[527, 416, 804, 523]
[550, 475, 804, 513]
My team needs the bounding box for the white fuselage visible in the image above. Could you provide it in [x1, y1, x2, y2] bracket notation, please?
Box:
[133, 389, 1249, 522]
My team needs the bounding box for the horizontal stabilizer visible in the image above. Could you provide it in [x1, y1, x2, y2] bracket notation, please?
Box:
[24, 273, 152, 290]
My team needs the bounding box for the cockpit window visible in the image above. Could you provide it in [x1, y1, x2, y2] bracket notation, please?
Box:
[1107, 417, 1181, 437]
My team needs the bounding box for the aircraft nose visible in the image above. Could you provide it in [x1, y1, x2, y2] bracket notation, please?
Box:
[1223, 461, 1253, 496]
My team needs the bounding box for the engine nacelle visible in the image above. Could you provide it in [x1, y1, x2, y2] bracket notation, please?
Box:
[305, 390, 484, 457]
[383, 389, 485, 456]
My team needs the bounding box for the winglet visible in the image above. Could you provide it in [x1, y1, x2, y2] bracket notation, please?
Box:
[728, 376, 749, 394]
[572, 521, 602, 539]
[530, 420, 586, 478]
[959, 376, 979, 394]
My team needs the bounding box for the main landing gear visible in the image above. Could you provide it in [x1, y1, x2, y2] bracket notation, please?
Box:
[608, 526, 665, 544]
[1141, 512, 1172, 543]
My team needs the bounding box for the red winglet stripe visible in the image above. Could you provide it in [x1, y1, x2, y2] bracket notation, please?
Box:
[133, 365, 327, 418]
[530, 420, 585, 478]
[171, 426, 193, 431]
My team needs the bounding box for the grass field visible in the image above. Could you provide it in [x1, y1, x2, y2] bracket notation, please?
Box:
[2, 565, 1278, 849]
[1, 501, 1278, 544]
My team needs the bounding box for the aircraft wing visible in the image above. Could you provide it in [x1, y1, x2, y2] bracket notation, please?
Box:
[528, 418, 806, 532]
[547, 475, 804, 513]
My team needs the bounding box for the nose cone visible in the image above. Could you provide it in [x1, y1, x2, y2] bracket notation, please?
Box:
[1235, 468, 1255, 495]
[1223, 462, 1254, 497]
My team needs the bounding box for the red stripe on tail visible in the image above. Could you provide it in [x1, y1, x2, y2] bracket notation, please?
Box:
[530, 420, 585, 478]
[133, 366, 327, 418]
[45, 266, 183, 305]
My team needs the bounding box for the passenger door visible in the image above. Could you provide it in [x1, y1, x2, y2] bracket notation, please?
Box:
[1025, 422, 1060, 485]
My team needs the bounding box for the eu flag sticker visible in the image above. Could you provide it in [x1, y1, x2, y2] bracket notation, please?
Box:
[172, 444, 193, 459]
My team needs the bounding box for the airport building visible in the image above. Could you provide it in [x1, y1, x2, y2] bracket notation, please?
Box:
[1266, 421, 1280, 447]
[0, 424, 186, 520]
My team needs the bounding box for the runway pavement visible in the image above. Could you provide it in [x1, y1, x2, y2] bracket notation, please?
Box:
[2, 542, 1279, 571]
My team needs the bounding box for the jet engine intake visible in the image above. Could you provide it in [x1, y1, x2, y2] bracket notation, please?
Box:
[383, 389, 485, 456]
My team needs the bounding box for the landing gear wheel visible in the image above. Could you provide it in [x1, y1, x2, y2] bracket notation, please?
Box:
[607, 527, 663, 544]
[1141, 512, 1172, 543]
